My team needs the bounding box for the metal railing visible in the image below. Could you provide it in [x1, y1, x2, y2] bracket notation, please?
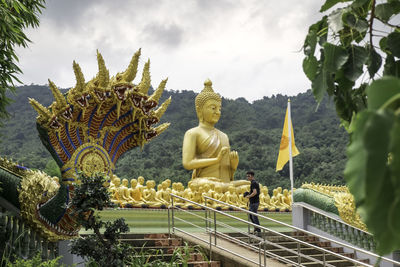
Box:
[168, 194, 400, 267]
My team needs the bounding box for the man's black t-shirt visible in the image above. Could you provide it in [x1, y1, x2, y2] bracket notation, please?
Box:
[249, 180, 260, 204]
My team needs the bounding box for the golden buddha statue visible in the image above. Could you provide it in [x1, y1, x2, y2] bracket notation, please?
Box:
[259, 186, 275, 211]
[236, 186, 249, 209]
[212, 184, 227, 209]
[224, 185, 239, 208]
[137, 176, 145, 194]
[142, 180, 163, 208]
[182, 79, 249, 192]
[129, 179, 142, 202]
[110, 177, 122, 206]
[271, 188, 290, 211]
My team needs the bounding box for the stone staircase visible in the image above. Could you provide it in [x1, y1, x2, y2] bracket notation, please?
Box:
[225, 231, 371, 266]
[120, 233, 220, 266]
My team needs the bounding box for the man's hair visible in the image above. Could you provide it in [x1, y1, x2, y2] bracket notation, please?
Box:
[246, 171, 255, 176]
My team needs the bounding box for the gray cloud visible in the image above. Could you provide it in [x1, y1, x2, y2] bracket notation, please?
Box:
[142, 22, 184, 49]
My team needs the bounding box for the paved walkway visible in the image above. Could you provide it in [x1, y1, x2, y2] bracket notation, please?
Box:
[174, 230, 288, 267]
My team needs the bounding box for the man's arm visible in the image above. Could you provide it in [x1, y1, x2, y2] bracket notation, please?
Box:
[246, 188, 257, 198]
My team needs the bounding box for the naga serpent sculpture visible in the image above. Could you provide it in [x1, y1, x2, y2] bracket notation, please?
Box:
[0, 49, 170, 241]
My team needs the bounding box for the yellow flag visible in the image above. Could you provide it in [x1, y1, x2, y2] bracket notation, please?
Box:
[276, 105, 300, 171]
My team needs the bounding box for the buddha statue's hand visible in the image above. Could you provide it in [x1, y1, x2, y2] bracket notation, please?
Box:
[229, 151, 239, 170]
[217, 147, 229, 161]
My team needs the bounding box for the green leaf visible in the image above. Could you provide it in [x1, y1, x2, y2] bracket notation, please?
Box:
[383, 55, 400, 77]
[362, 110, 393, 207]
[367, 47, 382, 78]
[367, 77, 400, 110]
[328, 8, 345, 33]
[387, 32, 400, 58]
[343, 45, 368, 81]
[344, 111, 370, 205]
[323, 43, 349, 72]
[375, 2, 400, 22]
[351, 0, 371, 8]
[303, 56, 319, 81]
[303, 28, 317, 56]
[312, 70, 329, 103]
[320, 0, 351, 12]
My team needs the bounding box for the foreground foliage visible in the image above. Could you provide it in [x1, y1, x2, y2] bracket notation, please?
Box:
[303, 0, 400, 254]
[70, 173, 133, 266]
[0, 0, 46, 130]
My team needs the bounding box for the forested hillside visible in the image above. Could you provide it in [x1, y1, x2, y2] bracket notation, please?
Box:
[0, 85, 348, 189]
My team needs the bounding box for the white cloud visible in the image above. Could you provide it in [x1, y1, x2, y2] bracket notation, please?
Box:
[15, 0, 323, 101]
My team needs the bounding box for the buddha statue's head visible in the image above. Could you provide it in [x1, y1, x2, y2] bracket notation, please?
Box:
[130, 178, 137, 188]
[138, 176, 144, 185]
[195, 79, 222, 124]
[122, 178, 129, 187]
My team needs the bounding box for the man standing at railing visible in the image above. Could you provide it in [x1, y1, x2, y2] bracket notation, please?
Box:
[245, 171, 261, 236]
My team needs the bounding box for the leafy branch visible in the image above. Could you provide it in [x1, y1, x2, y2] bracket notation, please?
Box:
[303, 0, 400, 255]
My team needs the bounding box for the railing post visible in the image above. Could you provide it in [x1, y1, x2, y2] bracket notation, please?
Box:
[205, 198, 208, 232]
[171, 197, 175, 234]
[213, 210, 217, 245]
[168, 204, 171, 238]
[323, 250, 326, 266]
[263, 241, 266, 267]
[259, 242, 262, 267]
[297, 242, 301, 265]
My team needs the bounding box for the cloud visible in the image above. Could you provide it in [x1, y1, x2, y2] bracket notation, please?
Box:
[16, 0, 322, 101]
[142, 22, 184, 49]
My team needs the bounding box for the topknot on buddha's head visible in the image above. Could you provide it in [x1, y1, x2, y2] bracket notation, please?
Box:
[195, 79, 221, 119]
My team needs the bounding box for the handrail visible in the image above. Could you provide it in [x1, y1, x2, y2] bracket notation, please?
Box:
[204, 195, 400, 266]
[170, 194, 371, 267]
[294, 202, 371, 236]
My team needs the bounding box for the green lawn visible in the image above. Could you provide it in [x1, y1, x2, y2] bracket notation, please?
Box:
[83, 208, 292, 234]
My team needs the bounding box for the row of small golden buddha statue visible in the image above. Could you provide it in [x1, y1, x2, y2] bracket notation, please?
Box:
[108, 176, 293, 211]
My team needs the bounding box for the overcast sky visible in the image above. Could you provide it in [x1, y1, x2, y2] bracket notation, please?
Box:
[16, 0, 323, 101]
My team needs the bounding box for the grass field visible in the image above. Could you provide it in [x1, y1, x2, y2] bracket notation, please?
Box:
[83, 208, 293, 234]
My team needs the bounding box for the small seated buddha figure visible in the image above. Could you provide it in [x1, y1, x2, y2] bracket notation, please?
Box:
[276, 187, 290, 210]
[224, 185, 239, 209]
[137, 176, 145, 194]
[236, 187, 249, 209]
[159, 181, 172, 206]
[212, 184, 227, 209]
[182, 79, 249, 193]
[109, 175, 120, 196]
[171, 182, 185, 206]
[259, 186, 275, 211]
[164, 178, 172, 194]
[201, 183, 214, 207]
[142, 180, 163, 208]
[282, 189, 292, 211]
[110, 177, 123, 206]
[271, 188, 289, 211]
[119, 178, 132, 207]
[128, 179, 144, 207]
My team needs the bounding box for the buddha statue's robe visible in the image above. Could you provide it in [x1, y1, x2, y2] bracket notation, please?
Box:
[192, 129, 232, 183]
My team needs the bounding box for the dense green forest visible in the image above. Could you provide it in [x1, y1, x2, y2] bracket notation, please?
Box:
[0, 85, 347, 189]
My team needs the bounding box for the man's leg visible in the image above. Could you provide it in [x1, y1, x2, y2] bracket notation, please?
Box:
[249, 203, 260, 232]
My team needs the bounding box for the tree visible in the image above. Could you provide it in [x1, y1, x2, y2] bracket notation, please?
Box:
[0, 0, 46, 129]
[70, 173, 134, 267]
[303, 0, 400, 254]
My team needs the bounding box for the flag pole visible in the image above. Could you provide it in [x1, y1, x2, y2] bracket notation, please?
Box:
[287, 99, 294, 203]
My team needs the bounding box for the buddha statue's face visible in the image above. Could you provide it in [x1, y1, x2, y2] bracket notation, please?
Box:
[138, 176, 144, 185]
[131, 179, 137, 188]
[122, 179, 128, 186]
[114, 178, 121, 186]
[199, 99, 221, 125]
